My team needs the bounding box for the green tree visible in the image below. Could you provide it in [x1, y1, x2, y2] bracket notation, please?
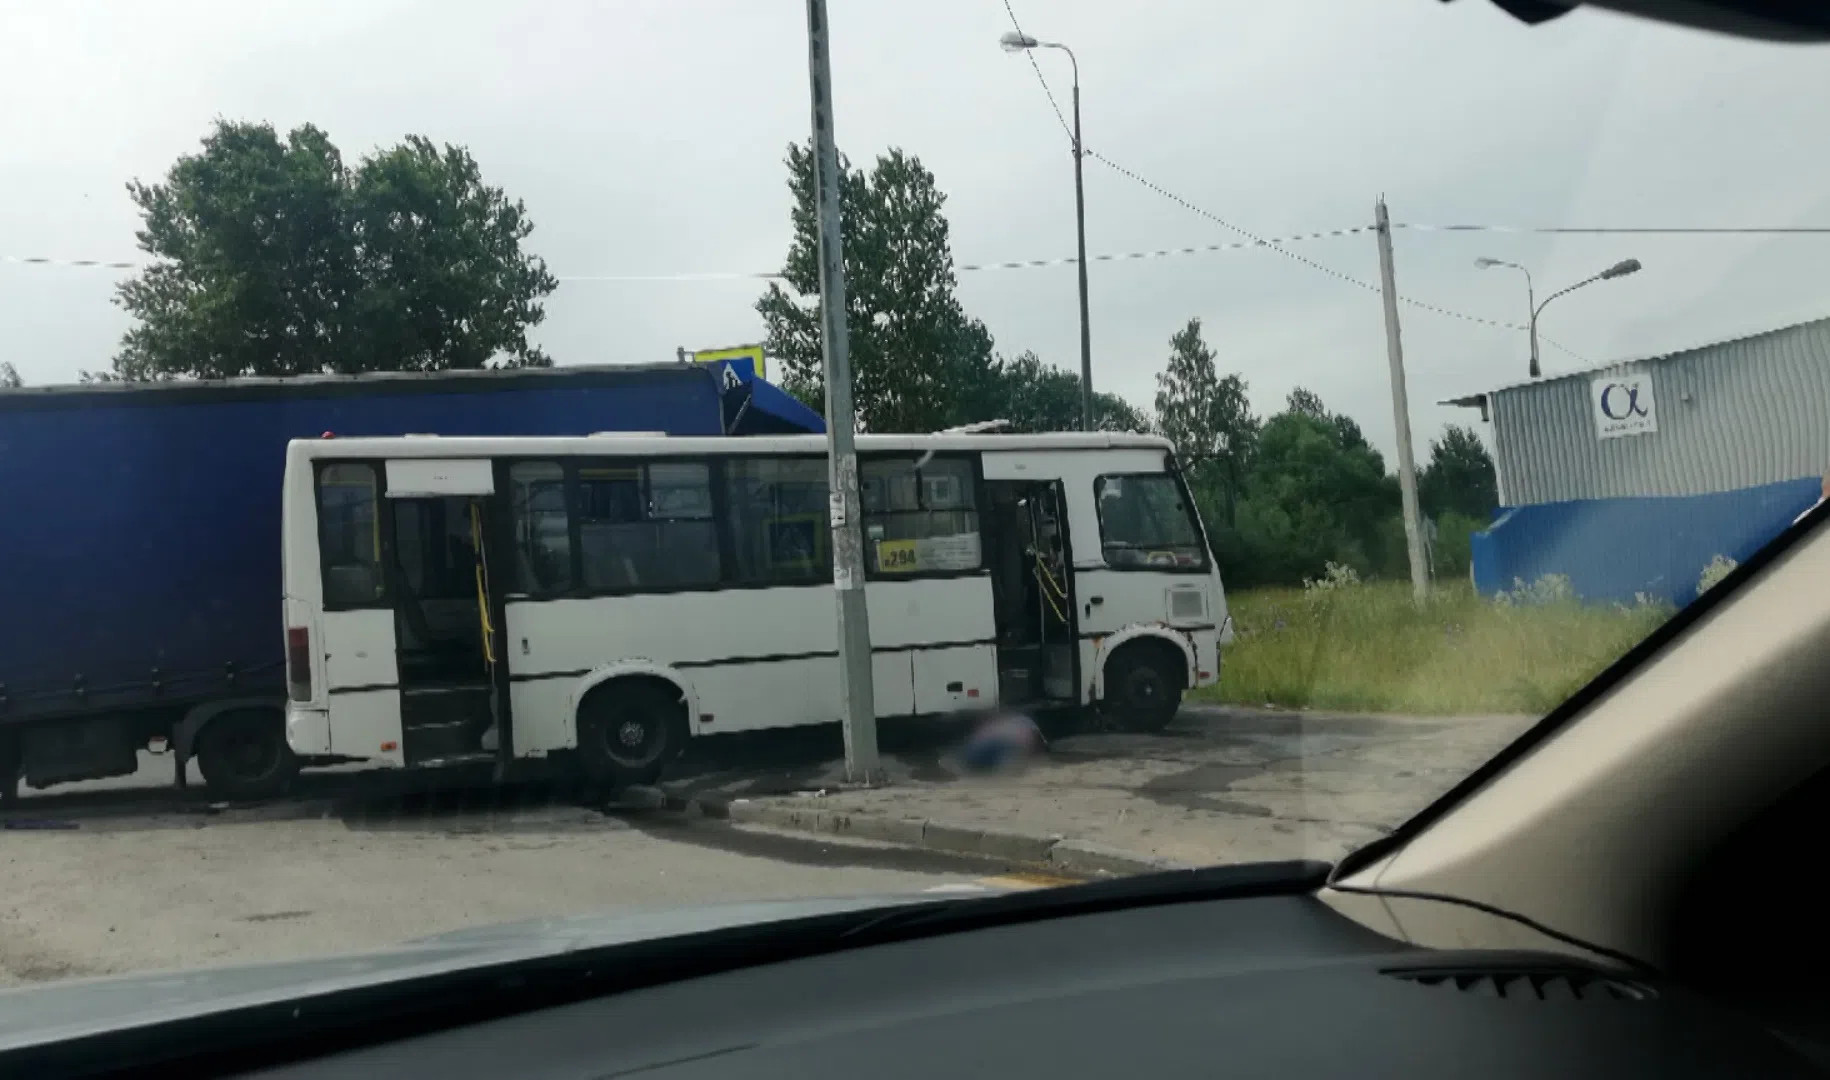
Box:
[755, 144, 1001, 432]
[1153, 317, 1256, 526]
[1419, 424, 1499, 521]
[994, 351, 1149, 433]
[1232, 391, 1399, 584]
[112, 120, 556, 380]
[0, 362, 19, 388]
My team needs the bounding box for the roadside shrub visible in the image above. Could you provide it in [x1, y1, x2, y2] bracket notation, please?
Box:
[1698, 554, 1737, 595]
[1494, 573, 1575, 607]
[1204, 581, 1671, 715]
[1302, 561, 1361, 597]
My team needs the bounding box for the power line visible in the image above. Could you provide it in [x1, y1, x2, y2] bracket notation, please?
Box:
[992, 0, 1589, 357]
[2, 254, 137, 270]
[2, 228, 1378, 281]
[991, 1, 1590, 356]
[1400, 223, 1830, 236]
[1082, 151, 1583, 358]
[959, 227, 1369, 271]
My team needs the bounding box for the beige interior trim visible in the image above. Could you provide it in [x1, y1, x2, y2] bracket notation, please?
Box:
[1325, 521, 1830, 967]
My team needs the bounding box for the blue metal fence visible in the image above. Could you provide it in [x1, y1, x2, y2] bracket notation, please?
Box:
[1471, 476, 1822, 605]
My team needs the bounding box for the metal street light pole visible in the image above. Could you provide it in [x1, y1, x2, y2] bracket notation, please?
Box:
[1477, 257, 1642, 378]
[805, 0, 880, 782]
[1001, 31, 1093, 431]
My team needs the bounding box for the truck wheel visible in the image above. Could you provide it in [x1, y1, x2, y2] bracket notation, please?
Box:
[577, 681, 684, 789]
[195, 708, 299, 801]
[1101, 643, 1185, 734]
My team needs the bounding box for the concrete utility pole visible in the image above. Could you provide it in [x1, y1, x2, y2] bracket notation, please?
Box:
[805, 0, 881, 782]
[1374, 197, 1429, 604]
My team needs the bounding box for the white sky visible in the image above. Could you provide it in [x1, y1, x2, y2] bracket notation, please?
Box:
[4, 0, 1829, 462]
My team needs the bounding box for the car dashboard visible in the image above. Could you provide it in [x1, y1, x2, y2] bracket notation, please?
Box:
[222, 888, 1817, 1079]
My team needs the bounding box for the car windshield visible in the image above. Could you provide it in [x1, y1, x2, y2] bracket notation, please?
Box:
[0, 0, 1822, 993]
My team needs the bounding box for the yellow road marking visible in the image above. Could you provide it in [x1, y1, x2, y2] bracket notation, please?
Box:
[975, 872, 1081, 890]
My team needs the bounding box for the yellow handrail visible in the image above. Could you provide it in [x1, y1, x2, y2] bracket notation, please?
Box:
[469, 503, 496, 666]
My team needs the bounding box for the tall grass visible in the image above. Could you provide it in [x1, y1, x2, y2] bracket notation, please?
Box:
[1199, 581, 1672, 715]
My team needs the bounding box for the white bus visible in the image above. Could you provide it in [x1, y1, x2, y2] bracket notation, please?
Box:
[280, 432, 1230, 786]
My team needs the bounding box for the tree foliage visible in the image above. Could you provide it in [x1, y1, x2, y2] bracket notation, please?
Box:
[756, 144, 1000, 432]
[0, 362, 19, 388]
[1154, 317, 1255, 525]
[1228, 395, 1400, 585]
[112, 120, 556, 380]
[1420, 424, 1499, 521]
[997, 351, 1150, 434]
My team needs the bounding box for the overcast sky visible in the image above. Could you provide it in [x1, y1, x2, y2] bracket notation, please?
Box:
[5, 0, 1829, 462]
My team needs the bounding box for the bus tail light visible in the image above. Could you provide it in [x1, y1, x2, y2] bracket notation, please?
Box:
[286, 626, 312, 702]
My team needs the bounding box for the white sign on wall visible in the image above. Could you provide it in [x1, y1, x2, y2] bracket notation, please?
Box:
[1590, 373, 1658, 440]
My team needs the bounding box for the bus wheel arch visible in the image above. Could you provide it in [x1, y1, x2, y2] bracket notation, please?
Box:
[572, 671, 690, 789]
[188, 702, 299, 801]
[1097, 633, 1190, 734]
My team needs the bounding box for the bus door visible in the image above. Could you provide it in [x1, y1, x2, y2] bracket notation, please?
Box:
[859, 454, 998, 718]
[1076, 470, 1215, 720]
[983, 478, 1079, 707]
[382, 459, 509, 769]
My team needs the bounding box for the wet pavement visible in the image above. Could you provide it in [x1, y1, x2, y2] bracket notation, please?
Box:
[4, 704, 1535, 867]
[656, 704, 1537, 866]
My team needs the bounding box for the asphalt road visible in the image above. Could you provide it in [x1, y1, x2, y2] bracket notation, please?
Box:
[0, 708, 1527, 987]
[0, 725, 1042, 987]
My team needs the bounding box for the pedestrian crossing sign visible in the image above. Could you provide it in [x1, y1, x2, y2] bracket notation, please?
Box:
[689, 344, 766, 381]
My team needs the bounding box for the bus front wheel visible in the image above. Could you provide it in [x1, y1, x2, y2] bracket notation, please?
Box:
[576, 681, 684, 789]
[195, 708, 299, 801]
[1101, 642, 1186, 734]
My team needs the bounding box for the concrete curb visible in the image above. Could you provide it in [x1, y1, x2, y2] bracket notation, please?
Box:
[619, 785, 1191, 877]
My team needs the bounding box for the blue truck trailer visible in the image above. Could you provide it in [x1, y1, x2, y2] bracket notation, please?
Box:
[0, 361, 821, 800]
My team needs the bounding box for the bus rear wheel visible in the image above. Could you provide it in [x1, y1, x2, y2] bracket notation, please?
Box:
[195, 708, 299, 801]
[577, 681, 684, 789]
[1101, 643, 1186, 734]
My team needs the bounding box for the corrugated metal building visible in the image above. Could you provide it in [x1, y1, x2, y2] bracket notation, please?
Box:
[1444, 316, 1829, 603]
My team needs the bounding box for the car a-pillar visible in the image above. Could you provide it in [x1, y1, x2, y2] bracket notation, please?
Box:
[573, 675, 689, 790]
[1098, 636, 1188, 733]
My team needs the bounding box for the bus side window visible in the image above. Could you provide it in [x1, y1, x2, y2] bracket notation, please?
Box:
[509, 461, 571, 595]
[317, 463, 383, 606]
[860, 456, 981, 577]
[725, 457, 830, 585]
[576, 460, 720, 592]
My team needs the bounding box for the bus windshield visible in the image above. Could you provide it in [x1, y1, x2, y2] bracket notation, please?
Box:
[1095, 474, 1207, 569]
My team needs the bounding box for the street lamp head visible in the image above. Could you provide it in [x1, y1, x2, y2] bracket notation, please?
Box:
[1474, 257, 1504, 269]
[1601, 258, 1643, 280]
[999, 30, 1039, 51]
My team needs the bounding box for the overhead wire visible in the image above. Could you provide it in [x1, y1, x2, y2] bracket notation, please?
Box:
[1, 229, 1378, 280]
[1398, 223, 1830, 236]
[992, 1, 1582, 358]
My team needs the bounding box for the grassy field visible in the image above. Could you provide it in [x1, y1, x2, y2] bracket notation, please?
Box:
[1195, 581, 1672, 716]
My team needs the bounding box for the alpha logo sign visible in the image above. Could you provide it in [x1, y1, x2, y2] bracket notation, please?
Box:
[1590, 372, 1657, 439]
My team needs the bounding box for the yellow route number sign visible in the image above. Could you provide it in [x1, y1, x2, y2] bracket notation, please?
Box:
[876, 539, 919, 573]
